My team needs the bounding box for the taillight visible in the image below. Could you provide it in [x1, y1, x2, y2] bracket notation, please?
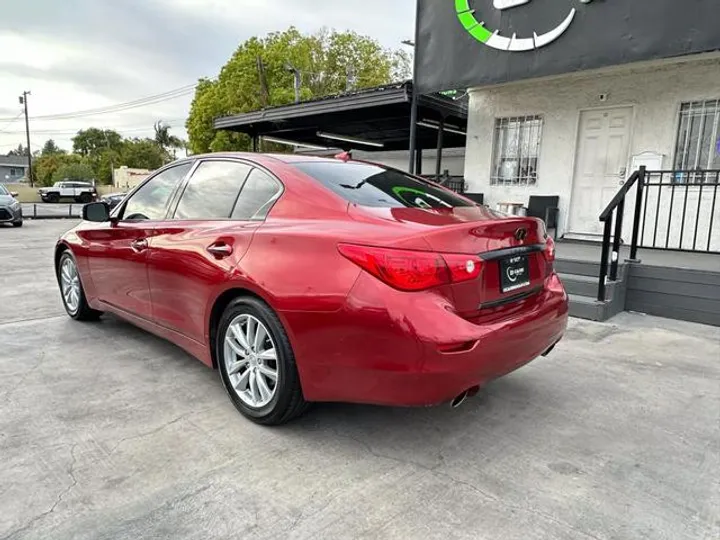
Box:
[543, 237, 556, 276]
[338, 244, 483, 292]
[442, 253, 483, 284]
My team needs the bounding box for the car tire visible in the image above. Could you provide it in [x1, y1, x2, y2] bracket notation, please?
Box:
[79, 193, 93, 203]
[217, 296, 308, 425]
[12, 221, 22, 227]
[47, 193, 60, 203]
[57, 251, 102, 321]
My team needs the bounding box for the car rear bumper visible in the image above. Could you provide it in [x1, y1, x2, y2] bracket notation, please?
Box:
[285, 273, 569, 406]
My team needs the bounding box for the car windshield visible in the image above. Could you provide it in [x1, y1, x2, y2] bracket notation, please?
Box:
[293, 161, 471, 209]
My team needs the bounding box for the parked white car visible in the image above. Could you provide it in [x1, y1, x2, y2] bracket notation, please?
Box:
[38, 181, 97, 204]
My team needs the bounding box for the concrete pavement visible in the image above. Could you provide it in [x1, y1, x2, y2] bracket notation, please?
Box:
[0, 220, 718, 540]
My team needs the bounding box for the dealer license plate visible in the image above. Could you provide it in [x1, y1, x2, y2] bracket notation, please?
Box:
[499, 255, 531, 293]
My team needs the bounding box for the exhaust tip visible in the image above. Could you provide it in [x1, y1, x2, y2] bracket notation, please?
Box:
[450, 391, 468, 409]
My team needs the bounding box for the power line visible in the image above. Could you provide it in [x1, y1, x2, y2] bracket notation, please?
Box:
[0, 83, 206, 123]
[0, 119, 187, 136]
[0, 112, 23, 134]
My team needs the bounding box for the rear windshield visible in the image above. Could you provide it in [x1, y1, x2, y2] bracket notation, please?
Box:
[294, 161, 471, 209]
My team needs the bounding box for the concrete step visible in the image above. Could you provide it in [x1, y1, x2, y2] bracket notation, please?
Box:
[555, 258, 609, 277]
[559, 273, 621, 299]
[568, 294, 607, 321]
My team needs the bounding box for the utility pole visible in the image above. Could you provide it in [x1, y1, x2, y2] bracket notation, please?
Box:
[345, 65, 357, 93]
[104, 129, 115, 187]
[256, 56, 270, 108]
[19, 91, 32, 187]
[285, 64, 302, 104]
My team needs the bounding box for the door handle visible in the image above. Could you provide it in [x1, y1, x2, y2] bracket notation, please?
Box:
[130, 238, 148, 253]
[207, 243, 233, 258]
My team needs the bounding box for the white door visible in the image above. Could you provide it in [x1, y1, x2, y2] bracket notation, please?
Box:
[569, 107, 633, 234]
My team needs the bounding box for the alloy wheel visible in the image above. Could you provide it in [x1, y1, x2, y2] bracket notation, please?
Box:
[223, 314, 279, 408]
[60, 258, 81, 314]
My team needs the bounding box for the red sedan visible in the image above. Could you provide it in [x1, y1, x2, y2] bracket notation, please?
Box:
[55, 153, 568, 425]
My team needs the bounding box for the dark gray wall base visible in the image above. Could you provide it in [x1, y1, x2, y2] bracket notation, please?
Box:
[625, 264, 720, 327]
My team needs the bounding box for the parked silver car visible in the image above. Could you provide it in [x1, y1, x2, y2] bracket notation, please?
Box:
[0, 184, 22, 227]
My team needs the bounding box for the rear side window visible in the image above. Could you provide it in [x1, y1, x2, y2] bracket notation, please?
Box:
[231, 169, 282, 220]
[293, 161, 471, 209]
[175, 161, 252, 220]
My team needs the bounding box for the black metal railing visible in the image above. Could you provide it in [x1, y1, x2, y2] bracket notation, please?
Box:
[597, 167, 720, 301]
[439, 173, 466, 194]
[597, 167, 646, 301]
[423, 172, 466, 193]
[639, 169, 720, 252]
[21, 203, 83, 220]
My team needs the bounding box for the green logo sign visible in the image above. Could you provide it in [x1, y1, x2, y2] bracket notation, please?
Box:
[455, 0, 581, 52]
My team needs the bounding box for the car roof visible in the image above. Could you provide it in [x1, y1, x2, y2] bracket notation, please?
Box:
[187, 152, 340, 165]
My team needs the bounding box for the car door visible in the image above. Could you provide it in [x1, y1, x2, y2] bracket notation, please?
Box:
[84, 162, 192, 318]
[148, 161, 283, 344]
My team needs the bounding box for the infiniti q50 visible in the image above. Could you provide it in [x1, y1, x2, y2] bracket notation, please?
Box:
[55, 153, 568, 425]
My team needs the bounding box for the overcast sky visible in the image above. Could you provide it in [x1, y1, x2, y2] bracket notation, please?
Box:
[0, 0, 415, 156]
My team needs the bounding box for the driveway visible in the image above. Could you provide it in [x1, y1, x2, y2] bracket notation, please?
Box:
[0, 220, 718, 540]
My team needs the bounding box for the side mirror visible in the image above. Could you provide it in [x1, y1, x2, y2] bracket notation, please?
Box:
[83, 202, 110, 222]
[10, 192, 18, 198]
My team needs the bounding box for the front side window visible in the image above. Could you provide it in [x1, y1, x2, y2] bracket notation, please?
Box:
[0, 184, 8, 195]
[174, 161, 252, 220]
[673, 100, 720, 182]
[293, 161, 471, 209]
[491, 115, 543, 186]
[231, 169, 282, 220]
[122, 163, 191, 221]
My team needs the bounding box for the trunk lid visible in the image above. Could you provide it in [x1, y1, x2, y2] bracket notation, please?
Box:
[348, 204, 550, 317]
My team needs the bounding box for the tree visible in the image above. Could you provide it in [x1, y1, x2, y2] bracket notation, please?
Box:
[154, 121, 183, 160]
[52, 161, 95, 183]
[72, 128, 122, 157]
[186, 27, 410, 154]
[7, 144, 27, 157]
[120, 138, 167, 170]
[40, 139, 65, 156]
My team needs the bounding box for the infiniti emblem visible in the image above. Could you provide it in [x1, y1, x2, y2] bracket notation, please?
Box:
[515, 228, 528, 241]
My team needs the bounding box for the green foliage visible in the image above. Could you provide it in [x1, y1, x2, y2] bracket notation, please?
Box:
[32, 124, 181, 186]
[40, 139, 66, 156]
[186, 27, 411, 154]
[34, 154, 84, 186]
[120, 138, 167, 171]
[72, 128, 123, 157]
[52, 161, 95, 183]
[7, 144, 27, 157]
[154, 121, 183, 150]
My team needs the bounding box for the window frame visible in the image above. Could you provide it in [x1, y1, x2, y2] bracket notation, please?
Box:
[672, 99, 720, 175]
[115, 160, 195, 221]
[166, 158, 285, 222]
[490, 114, 544, 187]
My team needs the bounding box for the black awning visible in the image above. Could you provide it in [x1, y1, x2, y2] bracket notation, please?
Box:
[212, 82, 468, 152]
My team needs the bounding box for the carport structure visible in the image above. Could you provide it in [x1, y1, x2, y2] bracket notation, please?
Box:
[213, 81, 468, 180]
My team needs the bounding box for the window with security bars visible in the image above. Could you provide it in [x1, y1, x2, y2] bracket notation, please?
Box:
[673, 99, 720, 183]
[491, 115, 543, 186]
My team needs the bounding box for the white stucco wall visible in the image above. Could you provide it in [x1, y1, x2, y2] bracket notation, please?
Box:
[113, 166, 153, 190]
[465, 55, 720, 241]
[353, 148, 466, 176]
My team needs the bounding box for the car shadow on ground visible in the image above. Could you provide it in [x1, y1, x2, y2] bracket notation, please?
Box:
[86, 312, 561, 471]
